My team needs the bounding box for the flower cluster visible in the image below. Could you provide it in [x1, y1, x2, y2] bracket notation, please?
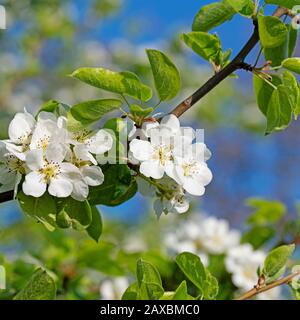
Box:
[163, 214, 281, 299]
[0, 110, 113, 200]
[129, 114, 212, 216]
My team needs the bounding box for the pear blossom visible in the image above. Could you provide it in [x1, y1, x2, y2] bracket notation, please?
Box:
[0, 143, 26, 195]
[129, 114, 194, 180]
[22, 144, 82, 198]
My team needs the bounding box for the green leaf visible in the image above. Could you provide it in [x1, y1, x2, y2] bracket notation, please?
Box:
[264, 33, 288, 67]
[192, 1, 235, 32]
[266, 84, 293, 134]
[86, 206, 102, 242]
[264, 0, 300, 9]
[202, 269, 219, 300]
[14, 268, 56, 300]
[181, 32, 222, 65]
[225, 0, 255, 16]
[146, 49, 180, 101]
[171, 281, 190, 300]
[129, 104, 153, 119]
[282, 57, 300, 74]
[57, 198, 92, 231]
[176, 252, 206, 292]
[122, 282, 139, 300]
[71, 67, 152, 102]
[136, 259, 164, 300]
[263, 244, 295, 278]
[88, 164, 137, 206]
[253, 74, 281, 116]
[258, 15, 288, 49]
[246, 198, 286, 226]
[37, 100, 60, 114]
[288, 25, 298, 57]
[70, 99, 122, 125]
[17, 192, 57, 231]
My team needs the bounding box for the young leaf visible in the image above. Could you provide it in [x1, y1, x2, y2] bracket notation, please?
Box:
[171, 281, 189, 300]
[263, 244, 295, 278]
[253, 74, 281, 116]
[57, 198, 92, 231]
[14, 268, 56, 300]
[146, 49, 181, 101]
[264, 0, 300, 9]
[282, 57, 300, 74]
[70, 99, 122, 125]
[176, 252, 206, 292]
[17, 191, 57, 231]
[225, 0, 254, 16]
[71, 68, 152, 102]
[192, 1, 235, 32]
[122, 282, 139, 300]
[258, 15, 288, 49]
[266, 84, 293, 134]
[264, 33, 288, 67]
[181, 32, 222, 65]
[288, 26, 298, 57]
[136, 259, 164, 300]
[86, 206, 103, 242]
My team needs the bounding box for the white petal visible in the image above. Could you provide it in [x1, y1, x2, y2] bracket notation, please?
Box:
[22, 171, 47, 197]
[60, 162, 82, 180]
[38, 111, 57, 122]
[4, 142, 26, 161]
[71, 179, 89, 201]
[86, 130, 113, 154]
[129, 139, 153, 161]
[30, 119, 57, 149]
[81, 166, 104, 186]
[160, 114, 180, 133]
[46, 143, 66, 164]
[8, 111, 35, 143]
[48, 176, 73, 197]
[140, 160, 164, 179]
[141, 121, 159, 137]
[74, 145, 97, 165]
[183, 177, 206, 196]
[25, 149, 44, 171]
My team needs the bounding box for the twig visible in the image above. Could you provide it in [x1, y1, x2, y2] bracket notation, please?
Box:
[235, 270, 300, 300]
[170, 7, 289, 118]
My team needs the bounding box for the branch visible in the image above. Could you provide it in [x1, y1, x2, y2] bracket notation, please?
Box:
[235, 270, 300, 300]
[170, 6, 289, 118]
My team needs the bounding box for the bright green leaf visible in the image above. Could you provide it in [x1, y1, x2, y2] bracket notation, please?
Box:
[264, 0, 300, 9]
[70, 99, 122, 125]
[258, 15, 288, 49]
[181, 32, 222, 64]
[282, 57, 300, 74]
[146, 49, 181, 101]
[263, 244, 295, 278]
[192, 1, 235, 32]
[71, 67, 152, 102]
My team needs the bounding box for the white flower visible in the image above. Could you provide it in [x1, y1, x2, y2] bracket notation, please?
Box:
[225, 244, 265, 291]
[30, 112, 68, 151]
[129, 114, 192, 179]
[195, 216, 241, 254]
[0, 143, 25, 195]
[4, 109, 36, 160]
[154, 190, 189, 216]
[22, 144, 82, 198]
[257, 287, 281, 300]
[170, 143, 212, 196]
[100, 277, 130, 300]
[71, 128, 113, 156]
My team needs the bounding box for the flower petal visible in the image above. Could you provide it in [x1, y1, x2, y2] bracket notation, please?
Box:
[48, 176, 73, 198]
[71, 179, 89, 201]
[46, 143, 67, 164]
[160, 114, 180, 133]
[86, 130, 113, 154]
[74, 145, 97, 165]
[182, 177, 205, 196]
[22, 171, 47, 197]
[8, 111, 35, 143]
[129, 139, 153, 161]
[25, 149, 44, 171]
[140, 160, 164, 179]
[81, 166, 104, 186]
